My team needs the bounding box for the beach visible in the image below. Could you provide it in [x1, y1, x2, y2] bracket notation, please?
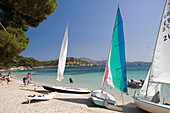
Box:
[0, 78, 147, 113]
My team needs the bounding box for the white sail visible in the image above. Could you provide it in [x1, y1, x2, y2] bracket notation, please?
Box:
[140, 68, 161, 96]
[140, 68, 150, 95]
[56, 23, 68, 81]
[133, 1, 170, 112]
[150, 0, 170, 84]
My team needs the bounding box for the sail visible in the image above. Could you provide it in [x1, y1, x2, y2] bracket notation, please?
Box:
[103, 7, 127, 93]
[140, 68, 161, 96]
[150, 0, 170, 84]
[56, 23, 68, 81]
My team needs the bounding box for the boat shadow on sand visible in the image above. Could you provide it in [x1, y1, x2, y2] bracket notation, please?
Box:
[121, 103, 148, 113]
[56, 98, 148, 113]
[20, 88, 147, 112]
[56, 97, 97, 107]
[22, 99, 49, 104]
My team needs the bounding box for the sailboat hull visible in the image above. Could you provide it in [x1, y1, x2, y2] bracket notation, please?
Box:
[133, 97, 170, 113]
[42, 85, 91, 94]
[91, 90, 116, 106]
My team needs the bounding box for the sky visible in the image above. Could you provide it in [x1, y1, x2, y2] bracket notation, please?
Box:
[21, 0, 166, 62]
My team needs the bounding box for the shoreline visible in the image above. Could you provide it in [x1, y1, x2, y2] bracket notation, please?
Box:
[0, 65, 94, 72]
[0, 77, 146, 113]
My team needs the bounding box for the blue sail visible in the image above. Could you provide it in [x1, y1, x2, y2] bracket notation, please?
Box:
[104, 7, 127, 93]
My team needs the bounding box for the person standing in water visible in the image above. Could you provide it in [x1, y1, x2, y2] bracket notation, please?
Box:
[26, 73, 32, 85]
[69, 78, 73, 83]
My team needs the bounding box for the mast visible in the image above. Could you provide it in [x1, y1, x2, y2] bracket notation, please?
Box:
[145, 0, 167, 97]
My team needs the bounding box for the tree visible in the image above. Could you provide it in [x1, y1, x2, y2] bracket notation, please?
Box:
[0, 27, 30, 66]
[0, 0, 57, 31]
[0, 0, 57, 66]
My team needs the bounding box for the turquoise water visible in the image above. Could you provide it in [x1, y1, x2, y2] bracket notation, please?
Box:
[7, 65, 149, 90]
[3, 64, 170, 102]
[2, 65, 152, 100]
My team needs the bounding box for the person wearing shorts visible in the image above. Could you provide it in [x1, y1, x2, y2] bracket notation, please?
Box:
[26, 73, 31, 85]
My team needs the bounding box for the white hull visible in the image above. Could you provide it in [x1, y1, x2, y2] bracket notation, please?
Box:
[42, 85, 91, 94]
[133, 97, 170, 113]
[91, 90, 116, 106]
[26, 94, 55, 104]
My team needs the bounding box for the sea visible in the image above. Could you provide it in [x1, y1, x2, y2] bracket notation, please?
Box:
[3, 64, 170, 102]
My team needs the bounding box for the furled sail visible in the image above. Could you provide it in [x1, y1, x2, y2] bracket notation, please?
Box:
[150, 0, 170, 84]
[57, 23, 68, 81]
[103, 7, 127, 93]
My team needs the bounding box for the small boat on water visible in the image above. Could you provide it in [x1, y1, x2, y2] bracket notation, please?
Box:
[133, 0, 170, 112]
[42, 23, 90, 94]
[91, 6, 128, 111]
[127, 79, 144, 88]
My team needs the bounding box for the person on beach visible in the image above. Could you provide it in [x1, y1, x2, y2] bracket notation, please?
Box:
[2, 76, 5, 81]
[23, 77, 26, 86]
[0, 76, 4, 83]
[69, 78, 73, 83]
[7, 72, 11, 85]
[26, 73, 32, 85]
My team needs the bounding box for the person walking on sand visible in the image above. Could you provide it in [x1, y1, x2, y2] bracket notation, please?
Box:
[26, 73, 32, 85]
[7, 72, 11, 85]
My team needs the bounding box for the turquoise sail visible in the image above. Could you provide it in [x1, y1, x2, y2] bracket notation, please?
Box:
[104, 7, 127, 93]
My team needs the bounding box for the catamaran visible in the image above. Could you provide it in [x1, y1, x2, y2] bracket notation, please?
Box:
[133, 0, 170, 112]
[91, 6, 128, 111]
[42, 23, 90, 94]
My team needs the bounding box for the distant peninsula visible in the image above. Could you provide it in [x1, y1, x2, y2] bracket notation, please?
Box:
[0, 56, 151, 71]
[0, 55, 92, 71]
[79, 57, 151, 66]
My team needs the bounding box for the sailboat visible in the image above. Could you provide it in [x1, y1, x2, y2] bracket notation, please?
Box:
[91, 6, 128, 110]
[133, 0, 170, 112]
[42, 23, 91, 94]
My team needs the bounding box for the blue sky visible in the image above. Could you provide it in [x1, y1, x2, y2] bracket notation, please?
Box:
[21, 0, 165, 62]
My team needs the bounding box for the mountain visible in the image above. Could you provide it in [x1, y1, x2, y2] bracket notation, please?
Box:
[79, 57, 106, 65]
[126, 61, 151, 66]
[79, 57, 151, 66]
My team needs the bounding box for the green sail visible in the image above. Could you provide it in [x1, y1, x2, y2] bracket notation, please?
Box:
[109, 7, 127, 93]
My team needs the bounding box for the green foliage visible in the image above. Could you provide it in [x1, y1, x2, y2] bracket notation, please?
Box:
[0, 0, 57, 66]
[66, 57, 91, 66]
[0, 27, 30, 66]
[0, 0, 57, 31]
[0, 56, 91, 69]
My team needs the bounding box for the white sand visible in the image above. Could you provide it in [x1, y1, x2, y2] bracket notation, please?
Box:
[0, 78, 147, 113]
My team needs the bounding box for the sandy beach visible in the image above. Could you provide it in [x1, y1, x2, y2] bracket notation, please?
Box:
[0, 78, 147, 113]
